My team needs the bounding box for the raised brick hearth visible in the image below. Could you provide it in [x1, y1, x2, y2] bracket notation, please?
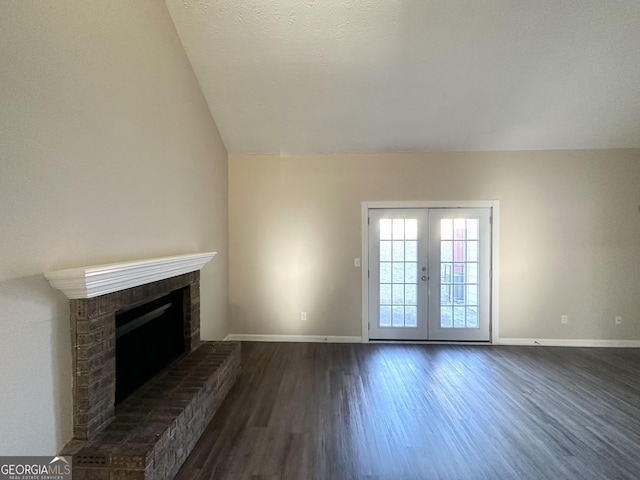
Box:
[62, 341, 240, 480]
[56, 267, 240, 480]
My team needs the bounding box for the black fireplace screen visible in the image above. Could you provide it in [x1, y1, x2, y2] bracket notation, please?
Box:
[115, 288, 185, 405]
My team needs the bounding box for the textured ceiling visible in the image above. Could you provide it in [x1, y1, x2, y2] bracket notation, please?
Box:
[166, 0, 640, 154]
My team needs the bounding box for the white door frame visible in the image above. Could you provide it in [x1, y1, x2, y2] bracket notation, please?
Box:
[361, 200, 500, 343]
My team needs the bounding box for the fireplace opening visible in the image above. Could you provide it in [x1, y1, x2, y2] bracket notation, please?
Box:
[115, 288, 185, 405]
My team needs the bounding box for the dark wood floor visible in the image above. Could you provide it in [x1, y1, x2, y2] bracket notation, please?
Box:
[175, 342, 640, 480]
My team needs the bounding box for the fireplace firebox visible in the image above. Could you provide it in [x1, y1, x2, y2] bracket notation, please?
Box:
[115, 288, 185, 404]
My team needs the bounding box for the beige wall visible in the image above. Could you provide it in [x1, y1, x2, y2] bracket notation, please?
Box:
[229, 151, 640, 341]
[0, 1, 228, 454]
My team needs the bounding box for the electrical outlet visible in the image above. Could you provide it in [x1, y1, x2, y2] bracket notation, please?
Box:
[561, 315, 568, 324]
[615, 315, 622, 325]
[301, 311, 307, 321]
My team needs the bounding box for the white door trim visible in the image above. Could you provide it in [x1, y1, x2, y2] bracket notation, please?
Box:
[361, 200, 500, 344]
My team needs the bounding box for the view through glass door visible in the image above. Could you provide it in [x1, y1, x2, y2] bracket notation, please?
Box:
[368, 207, 491, 341]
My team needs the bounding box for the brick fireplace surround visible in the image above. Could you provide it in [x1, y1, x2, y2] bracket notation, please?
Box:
[49, 265, 240, 480]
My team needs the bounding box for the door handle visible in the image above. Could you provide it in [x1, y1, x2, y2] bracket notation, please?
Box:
[421, 275, 427, 281]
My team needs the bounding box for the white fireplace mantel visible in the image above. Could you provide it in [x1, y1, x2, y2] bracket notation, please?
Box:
[44, 252, 216, 299]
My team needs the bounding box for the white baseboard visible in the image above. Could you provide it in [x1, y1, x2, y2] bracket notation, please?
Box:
[222, 334, 640, 348]
[497, 337, 640, 348]
[223, 334, 362, 343]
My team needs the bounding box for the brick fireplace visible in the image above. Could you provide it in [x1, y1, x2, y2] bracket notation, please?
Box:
[45, 253, 240, 479]
[70, 271, 202, 440]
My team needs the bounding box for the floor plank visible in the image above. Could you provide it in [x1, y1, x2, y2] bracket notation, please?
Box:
[175, 343, 640, 480]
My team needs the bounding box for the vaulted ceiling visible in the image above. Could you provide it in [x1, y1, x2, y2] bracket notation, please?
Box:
[166, 1, 640, 154]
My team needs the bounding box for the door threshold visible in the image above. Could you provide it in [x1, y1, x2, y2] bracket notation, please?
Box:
[368, 340, 492, 345]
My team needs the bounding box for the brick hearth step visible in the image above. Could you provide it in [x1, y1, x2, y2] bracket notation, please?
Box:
[62, 341, 241, 480]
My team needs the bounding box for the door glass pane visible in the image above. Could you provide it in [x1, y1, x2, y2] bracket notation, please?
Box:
[454, 264, 465, 283]
[466, 307, 478, 327]
[467, 219, 478, 239]
[440, 216, 482, 330]
[392, 241, 404, 261]
[454, 241, 465, 262]
[393, 219, 405, 239]
[392, 284, 404, 304]
[405, 306, 417, 326]
[467, 241, 478, 261]
[378, 217, 420, 329]
[441, 307, 453, 328]
[441, 241, 453, 262]
[441, 219, 453, 240]
[380, 219, 392, 240]
[405, 284, 417, 305]
[380, 306, 391, 326]
[380, 263, 392, 283]
[405, 263, 417, 283]
[392, 263, 404, 283]
[454, 306, 466, 327]
[441, 263, 452, 283]
[380, 284, 391, 304]
[467, 263, 478, 283]
[392, 306, 404, 327]
[467, 285, 478, 306]
[441, 285, 452, 305]
[405, 219, 418, 240]
[380, 241, 391, 261]
[405, 241, 417, 261]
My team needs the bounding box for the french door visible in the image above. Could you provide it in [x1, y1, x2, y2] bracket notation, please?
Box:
[368, 207, 491, 341]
